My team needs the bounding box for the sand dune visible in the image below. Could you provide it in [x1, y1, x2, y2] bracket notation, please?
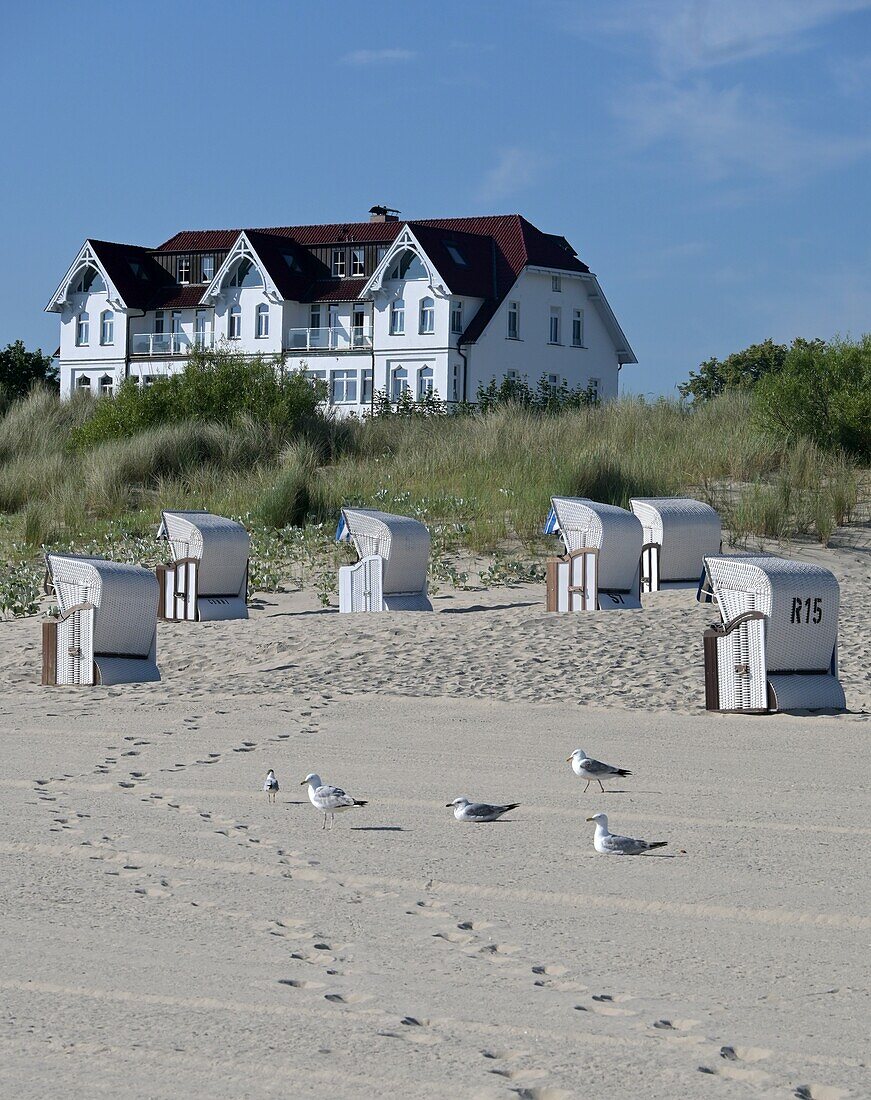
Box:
[0, 537, 868, 1097]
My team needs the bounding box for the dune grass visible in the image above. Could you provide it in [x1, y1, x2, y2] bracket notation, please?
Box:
[0, 387, 866, 616]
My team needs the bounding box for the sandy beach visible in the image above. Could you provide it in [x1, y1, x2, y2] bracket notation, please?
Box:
[1, 535, 869, 1099]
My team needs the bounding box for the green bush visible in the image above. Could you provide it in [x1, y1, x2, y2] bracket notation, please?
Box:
[72, 348, 329, 448]
[753, 336, 871, 458]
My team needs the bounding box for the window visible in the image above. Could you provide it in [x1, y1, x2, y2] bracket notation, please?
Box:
[256, 303, 269, 338]
[588, 377, 600, 401]
[417, 365, 434, 399]
[506, 369, 520, 381]
[201, 255, 215, 282]
[552, 274, 562, 292]
[76, 375, 91, 392]
[283, 252, 302, 273]
[390, 298, 405, 335]
[304, 368, 327, 389]
[546, 373, 560, 388]
[100, 310, 114, 345]
[549, 307, 561, 344]
[154, 310, 165, 335]
[572, 309, 585, 347]
[328, 304, 340, 332]
[227, 257, 262, 288]
[445, 244, 467, 266]
[142, 375, 159, 387]
[309, 305, 322, 330]
[390, 366, 408, 401]
[195, 309, 210, 346]
[419, 296, 434, 334]
[76, 312, 89, 346]
[361, 368, 373, 403]
[178, 256, 191, 283]
[331, 369, 357, 404]
[507, 301, 519, 340]
[228, 304, 241, 339]
[351, 248, 365, 276]
[451, 300, 464, 334]
[352, 306, 366, 346]
[171, 311, 183, 353]
[309, 305, 323, 345]
[376, 246, 387, 263]
[98, 374, 113, 396]
[450, 362, 463, 402]
[331, 249, 346, 277]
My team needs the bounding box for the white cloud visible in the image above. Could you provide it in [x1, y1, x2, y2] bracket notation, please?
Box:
[476, 147, 543, 202]
[341, 48, 416, 65]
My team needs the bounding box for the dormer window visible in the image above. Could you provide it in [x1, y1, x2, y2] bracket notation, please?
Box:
[445, 244, 466, 266]
[351, 248, 365, 276]
[201, 255, 215, 282]
[284, 252, 302, 273]
[332, 249, 346, 277]
[178, 256, 191, 283]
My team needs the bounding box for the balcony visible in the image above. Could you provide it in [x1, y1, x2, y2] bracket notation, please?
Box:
[286, 326, 372, 352]
[130, 331, 216, 356]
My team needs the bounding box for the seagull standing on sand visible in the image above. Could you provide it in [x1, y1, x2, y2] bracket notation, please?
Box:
[586, 812, 667, 855]
[301, 773, 367, 829]
[263, 770, 279, 803]
[567, 749, 632, 793]
[446, 797, 520, 823]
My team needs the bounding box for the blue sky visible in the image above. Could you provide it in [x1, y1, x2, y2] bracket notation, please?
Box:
[3, 0, 871, 395]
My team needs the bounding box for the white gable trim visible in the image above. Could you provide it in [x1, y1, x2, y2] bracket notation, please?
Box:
[45, 241, 124, 313]
[200, 232, 283, 304]
[360, 226, 451, 299]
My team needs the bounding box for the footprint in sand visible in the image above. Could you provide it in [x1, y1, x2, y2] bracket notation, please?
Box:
[512, 1088, 573, 1100]
[277, 979, 325, 991]
[488, 1067, 547, 1084]
[324, 992, 369, 1005]
[433, 931, 475, 945]
[698, 1062, 772, 1086]
[575, 994, 636, 1018]
[720, 1045, 771, 1064]
[793, 1087, 849, 1100]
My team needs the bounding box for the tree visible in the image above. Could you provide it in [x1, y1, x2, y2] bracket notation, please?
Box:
[0, 341, 58, 408]
[678, 339, 802, 403]
[753, 335, 871, 459]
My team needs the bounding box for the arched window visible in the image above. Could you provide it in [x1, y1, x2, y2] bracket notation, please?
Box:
[76, 312, 90, 346]
[72, 266, 105, 295]
[386, 250, 426, 281]
[419, 297, 435, 334]
[228, 304, 242, 339]
[100, 310, 114, 345]
[255, 303, 269, 339]
[99, 374, 114, 396]
[417, 365, 434, 399]
[390, 366, 408, 402]
[76, 375, 91, 392]
[226, 256, 263, 288]
[389, 298, 405, 336]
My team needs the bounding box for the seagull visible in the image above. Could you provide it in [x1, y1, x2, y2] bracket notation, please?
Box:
[300, 773, 367, 829]
[567, 749, 631, 793]
[263, 770, 279, 803]
[586, 812, 667, 855]
[446, 797, 520, 823]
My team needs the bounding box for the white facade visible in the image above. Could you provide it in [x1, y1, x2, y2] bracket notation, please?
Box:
[47, 217, 636, 412]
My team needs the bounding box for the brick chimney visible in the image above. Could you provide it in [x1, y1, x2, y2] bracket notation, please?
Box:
[369, 205, 400, 223]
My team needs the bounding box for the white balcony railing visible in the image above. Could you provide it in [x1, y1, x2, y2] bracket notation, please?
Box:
[130, 331, 215, 356]
[286, 326, 371, 352]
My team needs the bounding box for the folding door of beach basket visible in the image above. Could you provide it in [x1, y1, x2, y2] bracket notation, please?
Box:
[630, 498, 721, 593]
[700, 555, 845, 713]
[156, 511, 250, 622]
[544, 497, 642, 610]
[43, 554, 160, 686]
[336, 507, 432, 612]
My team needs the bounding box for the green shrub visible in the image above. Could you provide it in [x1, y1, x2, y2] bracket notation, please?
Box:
[72, 348, 329, 448]
[256, 441, 322, 528]
[753, 335, 871, 458]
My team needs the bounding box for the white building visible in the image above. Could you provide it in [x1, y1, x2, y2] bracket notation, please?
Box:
[46, 208, 636, 412]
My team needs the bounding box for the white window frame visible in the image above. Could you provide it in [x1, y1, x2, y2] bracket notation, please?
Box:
[588, 377, 600, 400]
[552, 274, 562, 292]
[350, 248, 365, 276]
[390, 366, 409, 401]
[100, 310, 114, 346]
[450, 300, 463, 334]
[154, 310, 165, 335]
[178, 256, 191, 284]
[549, 308, 561, 345]
[507, 301, 519, 340]
[546, 372, 561, 388]
[331, 369, 358, 404]
[419, 297, 435, 334]
[201, 255, 215, 283]
[417, 365, 434, 399]
[331, 249, 346, 277]
[361, 367, 374, 403]
[352, 306, 366, 346]
[194, 309, 210, 345]
[256, 303, 269, 339]
[572, 308, 585, 348]
[506, 369, 520, 381]
[390, 299, 405, 336]
[98, 373, 114, 396]
[76, 312, 89, 346]
[76, 374, 91, 391]
[228, 304, 242, 340]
